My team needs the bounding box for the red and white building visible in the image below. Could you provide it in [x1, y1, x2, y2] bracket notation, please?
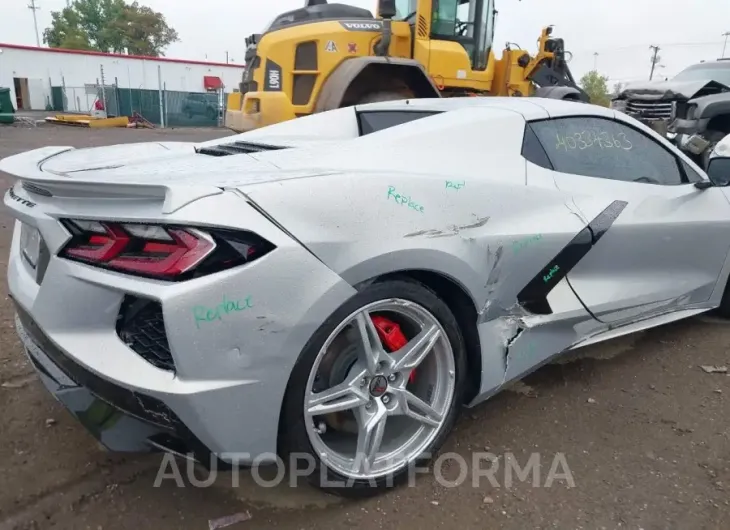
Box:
[0, 43, 245, 111]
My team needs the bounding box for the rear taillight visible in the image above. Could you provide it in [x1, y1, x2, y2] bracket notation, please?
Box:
[59, 220, 274, 280]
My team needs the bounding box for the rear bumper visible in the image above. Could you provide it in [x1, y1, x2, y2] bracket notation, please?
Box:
[15, 302, 227, 465]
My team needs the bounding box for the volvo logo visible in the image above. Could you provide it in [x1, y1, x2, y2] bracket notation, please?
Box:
[368, 375, 388, 398]
[7, 187, 36, 208]
[340, 21, 383, 32]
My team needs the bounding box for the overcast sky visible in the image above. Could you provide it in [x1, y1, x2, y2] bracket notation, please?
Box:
[2, 0, 730, 86]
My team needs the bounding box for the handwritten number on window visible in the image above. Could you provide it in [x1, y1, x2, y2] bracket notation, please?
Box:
[556, 133, 567, 151]
[617, 132, 632, 150]
[555, 130, 632, 151]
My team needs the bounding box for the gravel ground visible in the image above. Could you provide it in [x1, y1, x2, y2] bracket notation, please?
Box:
[0, 124, 728, 530]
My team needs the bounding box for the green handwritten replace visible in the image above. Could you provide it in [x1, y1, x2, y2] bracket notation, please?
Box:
[387, 186, 424, 213]
[445, 180, 465, 190]
[543, 265, 560, 283]
[193, 295, 253, 328]
[512, 233, 543, 254]
[556, 130, 632, 151]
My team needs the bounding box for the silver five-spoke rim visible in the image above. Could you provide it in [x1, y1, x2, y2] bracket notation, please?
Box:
[304, 298, 456, 481]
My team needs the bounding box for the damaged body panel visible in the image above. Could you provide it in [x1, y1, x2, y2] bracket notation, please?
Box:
[612, 60, 730, 168]
[5, 96, 730, 495]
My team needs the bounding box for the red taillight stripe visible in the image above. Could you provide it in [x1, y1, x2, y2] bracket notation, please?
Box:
[62, 222, 216, 278]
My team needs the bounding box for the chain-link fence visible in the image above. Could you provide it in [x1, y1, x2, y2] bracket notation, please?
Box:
[51, 84, 228, 128]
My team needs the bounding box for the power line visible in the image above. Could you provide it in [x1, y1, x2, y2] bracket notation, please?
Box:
[27, 0, 40, 47]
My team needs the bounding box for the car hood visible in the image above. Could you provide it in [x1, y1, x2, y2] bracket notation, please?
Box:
[617, 79, 730, 101]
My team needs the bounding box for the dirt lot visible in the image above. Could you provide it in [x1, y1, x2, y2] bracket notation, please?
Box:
[0, 124, 728, 530]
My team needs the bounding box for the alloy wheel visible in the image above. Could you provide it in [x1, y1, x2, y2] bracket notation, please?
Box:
[303, 298, 456, 481]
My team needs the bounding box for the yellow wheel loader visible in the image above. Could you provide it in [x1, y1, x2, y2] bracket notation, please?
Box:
[225, 0, 588, 132]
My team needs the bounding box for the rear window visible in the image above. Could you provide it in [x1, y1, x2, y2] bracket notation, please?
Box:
[357, 110, 440, 136]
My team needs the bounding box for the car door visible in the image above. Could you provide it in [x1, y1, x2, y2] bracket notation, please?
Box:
[523, 114, 730, 324]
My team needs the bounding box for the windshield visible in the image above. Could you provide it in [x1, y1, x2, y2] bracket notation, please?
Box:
[673, 65, 730, 87]
[395, 0, 418, 18]
[429, 0, 495, 71]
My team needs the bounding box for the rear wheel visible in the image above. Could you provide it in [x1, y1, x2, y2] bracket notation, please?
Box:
[715, 276, 730, 318]
[280, 279, 466, 497]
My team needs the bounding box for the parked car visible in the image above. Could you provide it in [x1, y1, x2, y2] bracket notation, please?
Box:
[181, 93, 219, 120]
[5, 97, 730, 497]
[612, 58, 730, 169]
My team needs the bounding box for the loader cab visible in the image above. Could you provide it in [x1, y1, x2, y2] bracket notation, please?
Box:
[397, 0, 495, 71]
[431, 0, 495, 70]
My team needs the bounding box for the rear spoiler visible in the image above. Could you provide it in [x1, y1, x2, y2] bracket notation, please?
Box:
[0, 146, 224, 214]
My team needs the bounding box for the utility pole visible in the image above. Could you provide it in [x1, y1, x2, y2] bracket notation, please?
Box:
[226, 51, 229, 64]
[593, 52, 598, 71]
[723, 32, 730, 58]
[28, 0, 41, 47]
[649, 45, 660, 80]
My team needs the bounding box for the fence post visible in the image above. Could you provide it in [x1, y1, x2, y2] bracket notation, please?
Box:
[163, 82, 168, 127]
[218, 87, 224, 127]
[157, 65, 165, 128]
[61, 75, 67, 112]
[99, 65, 108, 118]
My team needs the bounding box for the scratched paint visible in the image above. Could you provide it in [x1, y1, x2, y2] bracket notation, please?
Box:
[387, 186, 424, 213]
[193, 295, 253, 328]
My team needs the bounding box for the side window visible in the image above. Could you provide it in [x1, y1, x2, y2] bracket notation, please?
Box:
[521, 124, 552, 169]
[358, 111, 440, 136]
[530, 117, 684, 185]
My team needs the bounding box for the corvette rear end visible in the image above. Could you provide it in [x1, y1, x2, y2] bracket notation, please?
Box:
[2, 144, 356, 465]
[11, 97, 727, 498]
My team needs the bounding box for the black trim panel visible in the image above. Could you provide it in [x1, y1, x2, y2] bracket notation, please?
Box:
[14, 300, 231, 469]
[517, 200, 628, 314]
[15, 301, 179, 429]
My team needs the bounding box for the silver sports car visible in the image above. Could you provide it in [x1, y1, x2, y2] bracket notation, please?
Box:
[5, 97, 730, 497]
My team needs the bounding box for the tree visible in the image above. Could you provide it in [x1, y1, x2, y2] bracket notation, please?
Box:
[43, 0, 179, 57]
[579, 70, 611, 107]
[612, 81, 625, 96]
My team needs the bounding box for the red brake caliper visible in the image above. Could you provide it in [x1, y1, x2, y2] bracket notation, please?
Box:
[370, 315, 416, 384]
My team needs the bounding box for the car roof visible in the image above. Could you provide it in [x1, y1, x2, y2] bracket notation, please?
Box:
[205, 97, 615, 150]
[355, 96, 615, 120]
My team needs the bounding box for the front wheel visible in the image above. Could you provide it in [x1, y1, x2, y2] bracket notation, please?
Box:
[279, 279, 467, 497]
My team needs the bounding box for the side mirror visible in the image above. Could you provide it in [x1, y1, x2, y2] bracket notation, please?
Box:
[699, 133, 730, 188]
[704, 157, 730, 187]
[377, 0, 397, 19]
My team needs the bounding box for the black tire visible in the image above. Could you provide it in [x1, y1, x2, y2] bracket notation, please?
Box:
[357, 90, 414, 104]
[714, 275, 730, 318]
[279, 278, 467, 498]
